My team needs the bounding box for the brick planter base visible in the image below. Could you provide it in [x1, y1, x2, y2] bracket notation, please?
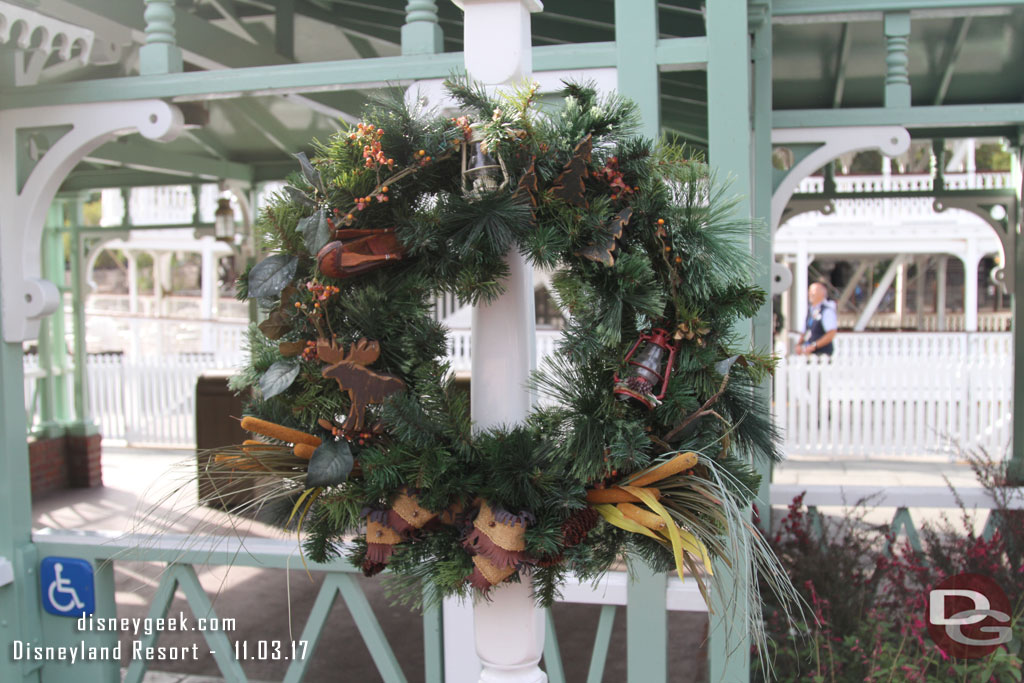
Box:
[29, 433, 103, 497]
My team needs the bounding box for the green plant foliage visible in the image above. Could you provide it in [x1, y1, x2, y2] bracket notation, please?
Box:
[225, 79, 794, 657]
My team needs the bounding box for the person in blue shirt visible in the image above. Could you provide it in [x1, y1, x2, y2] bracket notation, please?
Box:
[797, 282, 837, 355]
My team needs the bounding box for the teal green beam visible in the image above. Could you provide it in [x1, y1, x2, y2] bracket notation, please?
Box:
[0, 314, 43, 683]
[773, 0, 1024, 15]
[707, 0, 753, 680]
[615, 0, 660, 140]
[86, 142, 254, 182]
[68, 206, 97, 436]
[751, 9, 774, 534]
[276, 0, 295, 59]
[626, 564, 666, 682]
[0, 39, 710, 110]
[774, 104, 1024, 129]
[1012, 148, 1024, 486]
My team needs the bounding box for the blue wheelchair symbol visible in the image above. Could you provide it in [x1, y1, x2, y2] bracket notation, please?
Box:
[40, 557, 94, 617]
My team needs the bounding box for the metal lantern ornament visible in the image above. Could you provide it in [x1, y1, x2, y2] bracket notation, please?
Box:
[214, 196, 236, 242]
[614, 328, 680, 410]
[461, 129, 507, 198]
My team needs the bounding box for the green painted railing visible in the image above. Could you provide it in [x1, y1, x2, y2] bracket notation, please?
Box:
[31, 530, 442, 683]
[770, 484, 1024, 553]
[31, 529, 709, 683]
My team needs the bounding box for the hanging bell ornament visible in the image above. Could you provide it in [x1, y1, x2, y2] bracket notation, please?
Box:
[461, 128, 508, 198]
[613, 328, 680, 410]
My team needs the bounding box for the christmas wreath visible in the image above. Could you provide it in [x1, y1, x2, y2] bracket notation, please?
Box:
[211, 80, 796, 648]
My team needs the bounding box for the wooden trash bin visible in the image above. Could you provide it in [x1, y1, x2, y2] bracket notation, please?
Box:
[195, 370, 254, 510]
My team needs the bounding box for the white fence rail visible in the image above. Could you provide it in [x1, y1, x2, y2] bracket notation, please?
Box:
[26, 329, 1014, 456]
[836, 311, 1011, 332]
[446, 328, 561, 373]
[775, 333, 1012, 458]
[87, 353, 240, 447]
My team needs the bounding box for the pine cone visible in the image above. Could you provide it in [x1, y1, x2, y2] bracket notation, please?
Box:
[563, 507, 600, 548]
[626, 375, 654, 395]
[361, 559, 387, 577]
[536, 554, 564, 568]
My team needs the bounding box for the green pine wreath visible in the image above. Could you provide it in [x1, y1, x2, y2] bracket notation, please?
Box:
[213, 80, 796, 651]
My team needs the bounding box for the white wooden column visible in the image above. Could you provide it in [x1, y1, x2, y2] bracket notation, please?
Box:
[449, 2, 545, 682]
[895, 258, 906, 327]
[936, 256, 948, 331]
[963, 239, 980, 332]
[914, 257, 927, 330]
[795, 242, 809, 333]
[127, 251, 139, 314]
[200, 238, 216, 320]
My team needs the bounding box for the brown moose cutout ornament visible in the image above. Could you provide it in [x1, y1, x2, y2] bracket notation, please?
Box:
[317, 337, 405, 432]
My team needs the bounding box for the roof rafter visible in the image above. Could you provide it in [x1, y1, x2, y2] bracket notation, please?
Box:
[205, 0, 261, 44]
[832, 22, 851, 108]
[933, 16, 971, 106]
[85, 140, 254, 181]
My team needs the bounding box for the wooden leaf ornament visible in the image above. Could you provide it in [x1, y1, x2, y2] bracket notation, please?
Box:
[577, 207, 633, 267]
[317, 228, 406, 279]
[551, 134, 593, 207]
[513, 160, 539, 207]
[318, 337, 405, 432]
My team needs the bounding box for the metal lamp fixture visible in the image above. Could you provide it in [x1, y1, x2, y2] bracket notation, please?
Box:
[613, 328, 680, 410]
[213, 196, 236, 242]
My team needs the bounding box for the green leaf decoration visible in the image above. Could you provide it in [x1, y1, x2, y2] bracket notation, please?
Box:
[258, 308, 292, 340]
[284, 185, 316, 209]
[248, 254, 298, 299]
[305, 439, 354, 489]
[299, 208, 331, 255]
[294, 152, 324, 195]
[258, 359, 300, 399]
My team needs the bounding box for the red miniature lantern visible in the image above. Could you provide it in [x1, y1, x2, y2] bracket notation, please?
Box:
[614, 328, 679, 410]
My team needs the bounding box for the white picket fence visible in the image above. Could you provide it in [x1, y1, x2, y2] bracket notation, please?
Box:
[24, 330, 1013, 455]
[87, 353, 242, 447]
[775, 333, 1012, 458]
[446, 328, 561, 373]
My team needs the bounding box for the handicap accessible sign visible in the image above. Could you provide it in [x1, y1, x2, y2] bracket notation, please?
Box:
[40, 557, 95, 617]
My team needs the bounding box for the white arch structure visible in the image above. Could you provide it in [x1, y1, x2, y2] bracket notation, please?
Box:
[775, 197, 1004, 332]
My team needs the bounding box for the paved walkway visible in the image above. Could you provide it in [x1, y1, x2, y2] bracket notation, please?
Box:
[30, 447, 988, 682]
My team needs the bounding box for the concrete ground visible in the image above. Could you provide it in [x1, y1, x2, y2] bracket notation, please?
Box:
[31, 448, 711, 683]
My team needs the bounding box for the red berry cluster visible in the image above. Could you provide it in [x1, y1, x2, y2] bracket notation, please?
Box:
[300, 340, 318, 361]
[451, 116, 472, 142]
[304, 281, 340, 312]
[596, 156, 637, 201]
[349, 123, 394, 169]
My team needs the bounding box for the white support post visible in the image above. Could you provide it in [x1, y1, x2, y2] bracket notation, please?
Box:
[200, 239, 216, 320]
[127, 251, 139, 314]
[855, 255, 906, 331]
[152, 251, 165, 318]
[895, 258, 906, 327]
[450, 2, 545, 682]
[795, 242, 809, 333]
[936, 256, 948, 331]
[914, 257, 927, 330]
[963, 240, 980, 333]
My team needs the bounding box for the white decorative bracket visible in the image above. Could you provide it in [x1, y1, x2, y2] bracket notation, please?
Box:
[0, 1, 96, 85]
[770, 126, 911, 232]
[0, 100, 183, 342]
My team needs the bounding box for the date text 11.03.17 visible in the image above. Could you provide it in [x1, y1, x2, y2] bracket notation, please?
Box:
[234, 640, 308, 660]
